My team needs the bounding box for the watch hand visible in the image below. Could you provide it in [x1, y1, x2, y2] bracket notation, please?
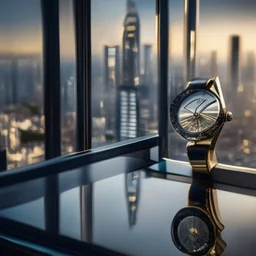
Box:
[197, 99, 216, 114]
[184, 99, 204, 114]
[195, 100, 206, 113]
[184, 106, 194, 114]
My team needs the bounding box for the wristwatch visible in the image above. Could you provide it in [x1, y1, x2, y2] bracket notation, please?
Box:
[171, 184, 226, 255]
[169, 77, 232, 174]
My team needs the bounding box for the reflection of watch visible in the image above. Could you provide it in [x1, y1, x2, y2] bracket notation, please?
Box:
[169, 77, 232, 173]
[171, 185, 226, 256]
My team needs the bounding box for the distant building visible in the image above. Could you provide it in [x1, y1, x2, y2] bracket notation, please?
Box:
[116, 85, 139, 141]
[242, 52, 256, 103]
[103, 45, 120, 137]
[243, 52, 255, 85]
[63, 77, 75, 112]
[117, 0, 141, 141]
[230, 35, 240, 90]
[10, 59, 18, 104]
[143, 44, 153, 86]
[184, 0, 199, 82]
[104, 45, 120, 90]
[122, 0, 140, 86]
[210, 51, 218, 77]
[142, 44, 155, 123]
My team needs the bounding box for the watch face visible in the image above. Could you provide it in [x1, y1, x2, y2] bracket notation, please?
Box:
[170, 89, 222, 141]
[171, 207, 215, 256]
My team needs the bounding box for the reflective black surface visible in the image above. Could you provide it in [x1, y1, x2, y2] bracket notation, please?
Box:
[0, 160, 256, 256]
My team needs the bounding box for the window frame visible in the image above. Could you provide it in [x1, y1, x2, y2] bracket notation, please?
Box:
[0, 0, 255, 189]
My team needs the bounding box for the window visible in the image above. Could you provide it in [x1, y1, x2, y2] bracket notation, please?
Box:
[0, 0, 77, 170]
[91, 0, 158, 148]
[168, 0, 256, 169]
[0, 0, 44, 169]
[59, 0, 77, 155]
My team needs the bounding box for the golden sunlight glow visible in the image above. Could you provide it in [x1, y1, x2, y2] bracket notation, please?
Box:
[128, 33, 135, 38]
[244, 148, 250, 154]
[190, 30, 195, 61]
[244, 109, 252, 117]
[243, 139, 249, 147]
[237, 85, 244, 92]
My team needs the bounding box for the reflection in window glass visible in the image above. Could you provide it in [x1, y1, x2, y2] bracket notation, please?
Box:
[0, 0, 44, 169]
[168, 0, 256, 168]
[59, 0, 77, 155]
[91, 0, 158, 148]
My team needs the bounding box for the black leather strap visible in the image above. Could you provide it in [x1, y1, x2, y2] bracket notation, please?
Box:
[187, 78, 208, 89]
[188, 184, 208, 208]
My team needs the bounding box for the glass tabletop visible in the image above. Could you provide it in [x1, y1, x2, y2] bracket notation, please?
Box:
[0, 165, 255, 256]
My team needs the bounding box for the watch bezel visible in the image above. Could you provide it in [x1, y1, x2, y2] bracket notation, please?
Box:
[169, 88, 225, 141]
[171, 207, 215, 256]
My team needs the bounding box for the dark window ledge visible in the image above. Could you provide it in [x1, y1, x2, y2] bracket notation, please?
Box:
[149, 159, 256, 190]
[0, 135, 158, 188]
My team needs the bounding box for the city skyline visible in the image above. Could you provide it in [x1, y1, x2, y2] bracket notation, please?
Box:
[0, 0, 256, 169]
[0, 0, 256, 62]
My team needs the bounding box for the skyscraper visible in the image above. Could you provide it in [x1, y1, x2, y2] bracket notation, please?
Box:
[230, 35, 240, 89]
[143, 44, 153, 85]
[122, 0, 140, 86]
[104, 45, 120, 136]
[210, 51, 218, 77]
[243, 51, 255, 85]
[184, 0, 199, 82]
[104, 45, 120, 90]
[117, 0, 141, 141]
[243, 52, 255, 102]
[10, 58, 18, 104]
[116, 86, 139, 140]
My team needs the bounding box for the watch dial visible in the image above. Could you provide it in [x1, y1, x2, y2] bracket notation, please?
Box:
[177, 216, 210, 254]
[177, 91, 220, 133]
[171, 207, 215, 256]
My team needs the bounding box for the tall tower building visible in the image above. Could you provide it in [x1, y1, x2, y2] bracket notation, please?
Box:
[104, 45, 120, 136]
[243, 52, 255, 102]
[184, 0, 199, 82]
[116, 86, 139, 140]
[230, 35, 240, 89]
[243, 52, 255, 84]
[104, 45, 120, 90]
[117, 0, 141, 141]
[122, 0, 140, 86]
[10, 58, 18, 104]
[142, 44, 155, 123]
[143, 44, 153, 85]
[210, 51, 218, 77]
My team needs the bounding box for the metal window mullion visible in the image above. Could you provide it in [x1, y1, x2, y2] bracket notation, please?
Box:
[74, 0, 92, 151]
[41, 0, 61, 159]
[156, 0, 169, 160]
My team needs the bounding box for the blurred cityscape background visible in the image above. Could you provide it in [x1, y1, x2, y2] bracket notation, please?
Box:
[0, 0, 255, 169]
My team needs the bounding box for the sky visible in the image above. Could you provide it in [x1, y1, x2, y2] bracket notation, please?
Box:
[0, 0, 256, 63]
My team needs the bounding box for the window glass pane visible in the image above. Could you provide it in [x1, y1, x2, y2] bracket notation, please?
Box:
[0, 0, 44, 169]
[91, 0, 158, 148]
[59, 0, 77, 155]
[168, 0, 256, 168]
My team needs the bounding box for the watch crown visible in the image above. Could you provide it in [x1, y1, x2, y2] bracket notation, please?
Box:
[226, 111, 233, 122]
